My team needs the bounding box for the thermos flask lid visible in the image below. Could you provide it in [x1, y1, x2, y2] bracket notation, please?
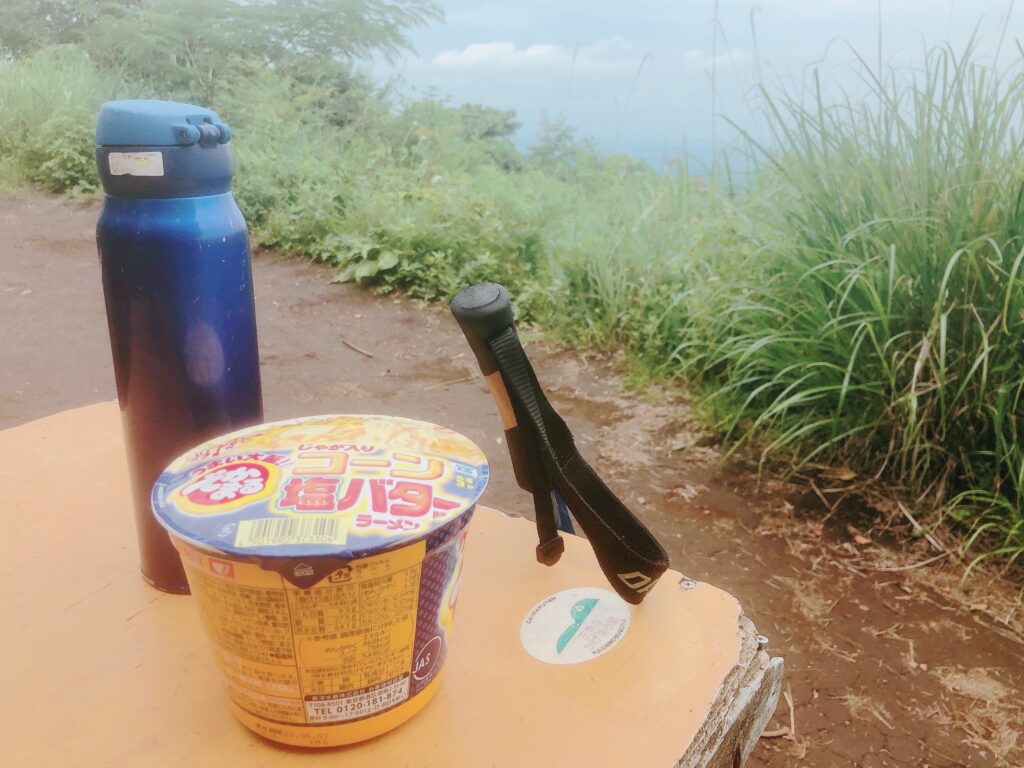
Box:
[96, 99, 232, 148]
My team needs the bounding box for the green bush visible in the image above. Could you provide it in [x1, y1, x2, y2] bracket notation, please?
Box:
[0, 46, 124, 193]
[20, 109, 99, 193]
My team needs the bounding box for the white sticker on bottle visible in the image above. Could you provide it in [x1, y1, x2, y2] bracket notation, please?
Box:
[108, 151, 164, 177]
[520, 587, 631, 665]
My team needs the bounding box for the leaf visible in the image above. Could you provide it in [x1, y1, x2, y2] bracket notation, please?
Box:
[819, 466, 857, 481]
[333, 263, 358, 283]
[354, 259, 379, 280]
[376, 250, 400, 270]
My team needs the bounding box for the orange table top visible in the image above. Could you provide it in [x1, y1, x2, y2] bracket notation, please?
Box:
[1, 403, 751, 767]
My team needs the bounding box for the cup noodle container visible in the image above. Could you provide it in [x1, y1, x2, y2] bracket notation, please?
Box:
[151, 414, 488, 747]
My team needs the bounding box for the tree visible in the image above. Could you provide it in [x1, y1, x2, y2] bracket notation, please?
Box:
[530, 113, 598, 177]
[242, 0, 441, 66]
[1, 0, 442, 104]
[0, 0, 105, 59]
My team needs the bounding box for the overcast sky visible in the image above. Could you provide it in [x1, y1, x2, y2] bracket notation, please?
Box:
[376, 0, 1020, 167]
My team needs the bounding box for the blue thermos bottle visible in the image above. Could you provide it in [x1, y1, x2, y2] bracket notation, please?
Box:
[95, 100, 264, 593]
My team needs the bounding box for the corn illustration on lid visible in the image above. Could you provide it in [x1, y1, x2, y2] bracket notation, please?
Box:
[151, 415, 489, 558]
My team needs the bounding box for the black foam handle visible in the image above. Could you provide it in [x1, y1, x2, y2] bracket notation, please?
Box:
[450, 283, 514, 376]
[450, 283, 535, 493]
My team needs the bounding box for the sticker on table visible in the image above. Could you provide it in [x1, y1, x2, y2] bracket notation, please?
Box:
[520, 587, 630, 664]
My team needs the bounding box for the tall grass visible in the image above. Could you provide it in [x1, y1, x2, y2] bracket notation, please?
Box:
[1, 40, 1023, 572]
[659, 42, 1024, 570]
[0, 46, 127, 192]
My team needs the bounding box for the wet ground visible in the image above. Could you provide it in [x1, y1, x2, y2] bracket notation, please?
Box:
[2, 193, 1022, 766]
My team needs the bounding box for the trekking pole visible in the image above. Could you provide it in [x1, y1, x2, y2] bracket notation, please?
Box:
[451, 283, 669, 605]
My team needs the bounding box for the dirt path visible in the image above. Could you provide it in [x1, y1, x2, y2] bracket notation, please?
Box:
[3, 193, 1022, 767]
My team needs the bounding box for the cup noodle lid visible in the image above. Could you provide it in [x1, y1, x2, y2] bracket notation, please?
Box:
[151, 415, 489, 559]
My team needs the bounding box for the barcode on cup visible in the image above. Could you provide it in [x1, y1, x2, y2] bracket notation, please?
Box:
[234, 517, 347, 548]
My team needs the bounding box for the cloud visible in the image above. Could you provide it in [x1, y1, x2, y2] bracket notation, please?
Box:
[680, 49, 751, 73]
[431, 37, 639, 73]
[433, 41, 564, 69]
